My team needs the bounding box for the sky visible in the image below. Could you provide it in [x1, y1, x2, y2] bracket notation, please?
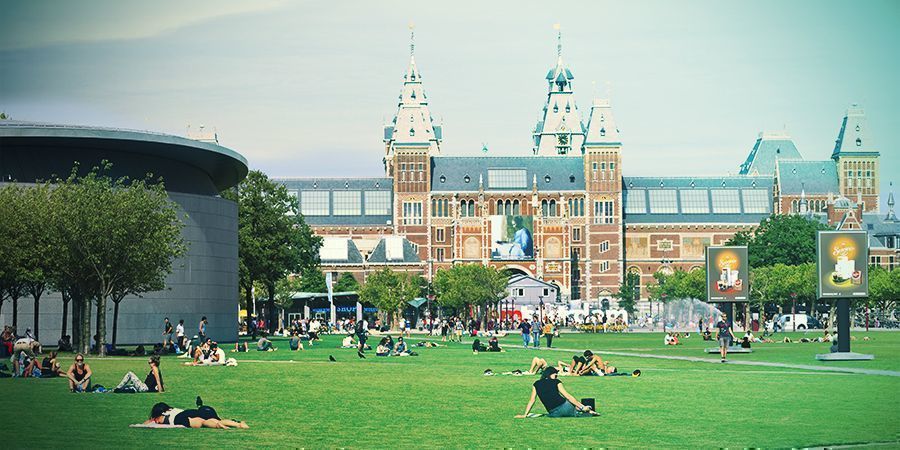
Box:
[1, 0, 898, 209]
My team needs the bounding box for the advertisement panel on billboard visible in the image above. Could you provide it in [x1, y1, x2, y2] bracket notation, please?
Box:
[490, 215, 534, 260]
[816, 231, 868, 299]
[706, 246, 749, 302]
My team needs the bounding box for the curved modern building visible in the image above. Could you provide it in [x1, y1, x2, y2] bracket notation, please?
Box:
[0, 122, 248, 344]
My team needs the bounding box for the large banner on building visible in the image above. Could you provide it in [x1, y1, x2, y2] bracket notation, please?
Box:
[490, 215, 534, 260]
[817, 231, 868, 299]
[706, 246, 749, 302]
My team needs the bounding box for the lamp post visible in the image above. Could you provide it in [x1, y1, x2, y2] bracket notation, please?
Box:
[539, 295, 545, 324]
[791, 292, 797, 332]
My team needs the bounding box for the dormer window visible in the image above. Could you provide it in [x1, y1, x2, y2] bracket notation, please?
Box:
[569, 174, 576, 183]
[411, 91, 416, 99]
[553, 104, 559, 113]
[544, 175, 551, 183]
[464, 175, 471, 184]
[565, 103, 571, 113]
[600, 128, 606, 137]
[409, 128, 415, 136]
[856, 124, 860, 132]
[439, 174, 446, 183]
[600, 114, 605, 122]
[856, 138, 862, 147]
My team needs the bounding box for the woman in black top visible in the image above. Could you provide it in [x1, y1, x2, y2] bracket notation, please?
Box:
[114, 355, 164, 393]
[146, 402, 249, 429]
[515, 367, 599, 418]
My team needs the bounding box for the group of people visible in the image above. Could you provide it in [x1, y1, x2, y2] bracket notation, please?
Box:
[527, 350, 625, 377]
[375, 335, 413, 356]
[517, 317, 559, 348]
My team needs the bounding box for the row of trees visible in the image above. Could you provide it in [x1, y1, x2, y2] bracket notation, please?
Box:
[0, 163, 186, 354]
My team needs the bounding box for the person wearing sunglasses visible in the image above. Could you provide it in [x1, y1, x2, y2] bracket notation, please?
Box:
[66, 354, 92, 392]
[114, 355, 164, 393]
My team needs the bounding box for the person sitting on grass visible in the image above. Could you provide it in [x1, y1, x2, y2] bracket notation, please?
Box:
[145, 402, 249, 429]
[515, 367, 599, 418]
[576, 351, 606, 376]
[375, 341, 391, 357]
[556, 354, 586, 376]
[472, 338, 487, 353]
[67, 353, 92, 392]
[289, 331, 304, 351]
[40, 351, 62, 377]
[488, 336, 503, 352]
[394, 337, 409, 356]
[341, 334, 356, 348]
[115, 355, 164, 393]
[233, 341, 249, 352]
[702, 327, 712, 341]
[257, 335, 276, 352]
[191, 339, 212, 364]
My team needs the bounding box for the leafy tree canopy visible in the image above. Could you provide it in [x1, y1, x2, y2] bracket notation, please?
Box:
[727, 214, 831, 268]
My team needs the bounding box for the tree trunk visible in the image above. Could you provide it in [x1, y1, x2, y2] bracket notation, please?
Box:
[12, 294, 18, 329]
[265, 282, 278, 333]
[72, 296, 81, 350]
[32, 293, 41, 341]
[97, 297, 107, 356]
[79, 297, 92, 354]
[61, 292, 70, 340]
[112, 300, 121, 347]
[244, 280, 254, 318]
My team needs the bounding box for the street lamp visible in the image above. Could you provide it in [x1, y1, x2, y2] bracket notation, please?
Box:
[539, 295, 545, 324]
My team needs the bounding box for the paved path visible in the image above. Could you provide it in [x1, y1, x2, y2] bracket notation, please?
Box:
[505, 343, 900, 377]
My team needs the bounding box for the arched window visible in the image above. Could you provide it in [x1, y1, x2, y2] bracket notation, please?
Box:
[791, 199, 798, 213]
[505, 200, 511, 215]
[513, 199, 520, 215]
[541, 200, 548, 217]
[549, 200, 557, 217]
[468, 200, 476, 217]
[497, 199, 504, 215]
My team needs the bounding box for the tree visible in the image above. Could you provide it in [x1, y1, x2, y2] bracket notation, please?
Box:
[868, 266, 900, 316]
[727, 214, 831, 268]
[49, 162, 186, 354]
[433, 264, 508, 321]
[358, 268, 420, 330]
[222, 170, 322, 331]
[0, 184, 28, 327]
[613, 271, 640, 319]
[334, 272, 360, 292]
[298, 268, 327, 293]
[19, 183, 56, 341]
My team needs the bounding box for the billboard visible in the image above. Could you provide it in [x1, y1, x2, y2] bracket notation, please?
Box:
[706, 246, 749, 302]
[490, 215, 534, 260]
[817, 231, 868, 299]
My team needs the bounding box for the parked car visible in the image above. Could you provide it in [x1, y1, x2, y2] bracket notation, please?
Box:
[779, 313, 817, 331]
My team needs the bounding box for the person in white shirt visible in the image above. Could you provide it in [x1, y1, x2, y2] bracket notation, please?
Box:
[175, 320, 186, 352]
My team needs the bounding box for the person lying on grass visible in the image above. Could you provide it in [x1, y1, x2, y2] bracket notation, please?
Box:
[145, 402, 249, 429]
[115, 355, 164, 393]
[515, 367, 599, 418]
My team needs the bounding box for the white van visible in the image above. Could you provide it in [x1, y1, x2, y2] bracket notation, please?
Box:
[778, 314, 817, 331]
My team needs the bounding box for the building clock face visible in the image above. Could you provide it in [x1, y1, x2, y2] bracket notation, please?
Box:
[557, 134, 569, 146]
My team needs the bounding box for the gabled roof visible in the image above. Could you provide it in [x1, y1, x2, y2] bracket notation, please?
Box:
[431, 156, 585, 192]
[319, 238, 364, 264]
[367, 237, 421, 264]
[507, 274, 558, 290]
[776, 160, 838, 195]
[738, 132, 803, 176]
[832, 104, 879, 159]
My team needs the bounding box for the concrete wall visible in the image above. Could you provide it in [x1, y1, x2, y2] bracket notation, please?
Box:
[0, 192, 239, 345]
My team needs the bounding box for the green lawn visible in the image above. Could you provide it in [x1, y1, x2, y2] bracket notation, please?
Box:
[3, 331, 899, 448]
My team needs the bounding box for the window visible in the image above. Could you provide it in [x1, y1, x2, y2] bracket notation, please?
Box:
[610, 162, 615, 170]
[332, 191, 361, 216]
[572, 227, 582, 242]
[592, 162, 598, 171]
[710, 190, 741, 213]
[741, 189, 770, 214]
[542, 199, 558, 217]
[512, 199, 520, 215]
[625, 190, 647, 214]
[568, 198, 585, 216]
[648, 190, 677, 214]
[364, 191, 390, 215]
[600, 240, 609, 253]
[679, 190, 709, 214]
[435, 248, 445, 262]
[436, 227, 445, 242]
[432, 198, 449, 217]
[402, 201, 423, 225]
[460, 199, 476, 217]
[488, 169, 527, 189]
[599, 261, 610, 272]
[543, 288, 549, 296]
[594, 200, 614, 224]
[300, 191, 329, 216]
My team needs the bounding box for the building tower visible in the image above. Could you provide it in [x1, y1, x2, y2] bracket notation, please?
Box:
[532, 26, 585, 156]
[832, 104, 880, 212]
[385, 27, 441, 259]
[582, 98, 624, 305]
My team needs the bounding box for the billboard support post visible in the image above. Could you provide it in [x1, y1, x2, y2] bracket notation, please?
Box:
[836, 298, 851, 353]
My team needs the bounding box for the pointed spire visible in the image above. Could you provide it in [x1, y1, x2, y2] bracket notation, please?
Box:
[409, 22, 415, 57]
[554, 23, 562, 57]
[886, 182, 897, 221]
[799, 183, 809, 216]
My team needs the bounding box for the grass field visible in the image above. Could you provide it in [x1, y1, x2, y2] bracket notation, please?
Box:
[3, 330, 899, 448]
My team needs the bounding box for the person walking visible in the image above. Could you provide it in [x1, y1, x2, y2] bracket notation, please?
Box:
[198, 316, 208, 341]
[531, 317, 541, 348]
[162, 318, 174, 349]
[715, 313, 736, 363]
[518, 319, 532, 348]
[175, 320, 185, 352]
[543, 320, 554, 348]
[355, 317, 369, 357]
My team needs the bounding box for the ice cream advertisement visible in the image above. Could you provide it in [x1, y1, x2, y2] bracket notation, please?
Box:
[817, 231, 868, 298]
[706, 246, 749, 302]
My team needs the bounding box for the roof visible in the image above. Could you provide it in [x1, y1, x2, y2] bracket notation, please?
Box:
[776, 160, 839, 194]
[319, 238, 364, 264]
[623, 176, 773, 224]
[0, 121, 248, 192]
[273, 177, 393, 226]
[431, 156, 585, 192]
[367, 236, 421, 264]
[507, 274, 558, 290]
[832, 104, 880, 159]
[738, 133, 803, 176]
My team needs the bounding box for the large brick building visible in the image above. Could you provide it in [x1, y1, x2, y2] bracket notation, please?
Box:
[275, 36, 898, 314]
